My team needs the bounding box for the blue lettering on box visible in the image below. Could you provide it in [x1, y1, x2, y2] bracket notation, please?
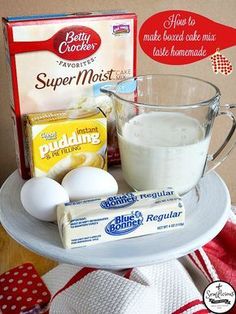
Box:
[101, 192, 137, 209]
[105, 211, 143, 236]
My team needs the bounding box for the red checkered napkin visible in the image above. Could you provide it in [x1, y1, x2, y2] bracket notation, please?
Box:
[0, 263, 51, 313]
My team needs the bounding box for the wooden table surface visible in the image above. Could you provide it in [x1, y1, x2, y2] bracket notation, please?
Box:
[0, 226, 57, 276]
[0, 160, 235, 276]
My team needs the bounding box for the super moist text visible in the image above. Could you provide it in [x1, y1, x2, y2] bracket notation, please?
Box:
[35, 69, 114, 91]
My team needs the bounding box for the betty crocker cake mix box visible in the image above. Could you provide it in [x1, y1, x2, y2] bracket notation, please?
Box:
[2, 11, 137, 178]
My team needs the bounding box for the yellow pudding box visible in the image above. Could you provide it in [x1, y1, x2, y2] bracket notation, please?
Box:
[27, 108, 107, 182]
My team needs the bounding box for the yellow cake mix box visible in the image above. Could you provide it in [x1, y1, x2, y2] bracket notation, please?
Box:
[2, 11, 137, 178]
[27, 108, 107, 182]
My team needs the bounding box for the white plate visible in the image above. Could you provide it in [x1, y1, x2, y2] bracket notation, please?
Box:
[0, 169, 231, 269]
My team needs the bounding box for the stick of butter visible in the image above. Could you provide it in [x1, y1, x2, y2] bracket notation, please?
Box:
[57, 189, 185, 249]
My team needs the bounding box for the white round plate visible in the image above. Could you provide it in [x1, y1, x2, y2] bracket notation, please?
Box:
[0, 169, 231, 269]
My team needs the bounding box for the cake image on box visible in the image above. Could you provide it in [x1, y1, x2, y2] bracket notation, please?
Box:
[2, 11, 137, 178]
[27, 108, 107, 182]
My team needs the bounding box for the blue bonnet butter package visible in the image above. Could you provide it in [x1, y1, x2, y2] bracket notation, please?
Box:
[57, 188, 185, 248]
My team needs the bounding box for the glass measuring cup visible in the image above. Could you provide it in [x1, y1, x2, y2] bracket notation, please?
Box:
[101, 74, 236, 195]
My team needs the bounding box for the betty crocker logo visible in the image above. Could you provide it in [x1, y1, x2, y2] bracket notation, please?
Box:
[53, 26, 101, 60]
[11, 26, 101, 61]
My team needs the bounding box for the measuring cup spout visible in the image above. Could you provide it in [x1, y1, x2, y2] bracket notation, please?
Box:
[100, 84, 117, 97]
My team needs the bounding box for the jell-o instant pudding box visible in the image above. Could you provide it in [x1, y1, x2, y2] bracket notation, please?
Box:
[27, 108, 107, 182]
[2, 11, 137, 178]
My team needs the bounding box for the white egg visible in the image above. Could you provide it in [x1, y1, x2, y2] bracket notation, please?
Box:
[62, 167, 118, 200]
[21, 177, 69, 221]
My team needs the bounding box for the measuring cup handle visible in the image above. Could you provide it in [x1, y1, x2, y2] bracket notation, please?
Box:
[205, 105, 236, 175]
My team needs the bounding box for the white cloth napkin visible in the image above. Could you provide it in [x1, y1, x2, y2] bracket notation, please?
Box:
[43, 248, 217, 314]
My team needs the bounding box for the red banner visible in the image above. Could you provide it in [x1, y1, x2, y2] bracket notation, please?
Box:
[139, 10, 236, 65]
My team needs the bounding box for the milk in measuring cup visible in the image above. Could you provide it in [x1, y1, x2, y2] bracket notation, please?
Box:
[118, 112, 210, 194]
